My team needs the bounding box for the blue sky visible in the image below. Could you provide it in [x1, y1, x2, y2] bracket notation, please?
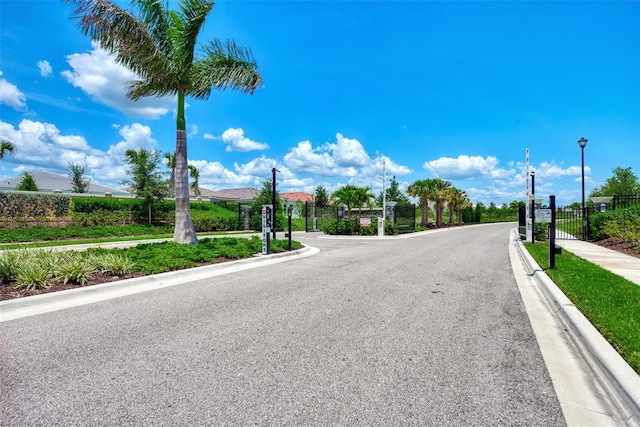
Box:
[1, 0, 638, 205]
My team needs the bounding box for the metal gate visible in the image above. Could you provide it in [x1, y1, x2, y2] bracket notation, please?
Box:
[394, 204, 416, 233]
[305, 202, 337, 232]
[554, 205, 593, 240]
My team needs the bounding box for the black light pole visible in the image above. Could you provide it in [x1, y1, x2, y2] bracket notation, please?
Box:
[272, 167, 279, 239]
[530, 171, 535, 244]
[578, 137, 588, 240]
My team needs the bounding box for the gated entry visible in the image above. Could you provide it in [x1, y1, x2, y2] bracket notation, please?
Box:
[554, 205, 592, 240]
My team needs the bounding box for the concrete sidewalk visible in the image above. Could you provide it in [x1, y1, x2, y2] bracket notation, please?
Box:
[555, 239, 640, 285]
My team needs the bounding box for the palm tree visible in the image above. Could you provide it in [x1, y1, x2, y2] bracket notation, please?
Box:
[406, 178, 436, 227]
[449, 188, 471, 225]
[431, 178, 452, 227]
[164, 152, 176, 197]
[0, 139, 15, 159]
[188, 164, 200, 198]
[331, 185, 373, 216]
[67, 0, 262, 244]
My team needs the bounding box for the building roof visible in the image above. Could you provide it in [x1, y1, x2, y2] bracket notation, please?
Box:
[1, 171, 130, 195]
[281, 192, 314, 203]
[207, 187, 260, 203]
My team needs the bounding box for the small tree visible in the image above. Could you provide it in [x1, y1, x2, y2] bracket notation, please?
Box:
[121, 148, 168, 224]
[16, 172, 39, 191]
[67, 162, 91, 193]
[164, 152, 176, 197]
[331, 185, 374, 215]
[590, 166, 640, 197]
[377, 175, 410, 207]
[188, 164, 200, 198]
[315, 185, 329, 207]
[0, 139, 15, 159]
[251, 179, 282, 230]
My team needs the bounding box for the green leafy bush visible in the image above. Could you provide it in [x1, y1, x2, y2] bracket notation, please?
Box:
[534, 222, 548, 240]
[321, 218, 359, 235]
[190, 207, 238, 232]
[590, 207, 640, 241]
[0, 191, 70, 219]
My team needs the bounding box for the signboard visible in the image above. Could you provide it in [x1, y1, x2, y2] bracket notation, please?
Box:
[262, 205, 272, 254]
[359, 217, 371, 227]
[535, 209, 552, 223]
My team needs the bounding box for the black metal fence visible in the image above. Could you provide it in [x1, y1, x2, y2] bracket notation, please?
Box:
[394, 204, 416, 233]
[612, 194, 640, 210]
[305, 202, 338, 232]
[553, 206, 593, 240]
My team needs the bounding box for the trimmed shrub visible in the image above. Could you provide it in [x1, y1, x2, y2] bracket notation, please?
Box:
[590, 206, 640, 241]
[0, 191, 70, 220]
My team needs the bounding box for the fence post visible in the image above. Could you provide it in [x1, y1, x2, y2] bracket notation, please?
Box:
[549, 195, 556, 269]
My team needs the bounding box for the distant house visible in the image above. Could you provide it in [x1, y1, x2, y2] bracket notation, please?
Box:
[207, 188, 260, 204]
[281, 192, 314, 204]
[1, 170, 130, 196]
[281, 192, 314, 218]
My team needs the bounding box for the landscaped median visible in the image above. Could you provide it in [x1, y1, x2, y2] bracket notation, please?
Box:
[524, 242, 640, 374]
[0, 237, 302, 301]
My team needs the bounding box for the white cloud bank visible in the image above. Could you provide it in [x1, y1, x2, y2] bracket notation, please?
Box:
[221, 128, 269, 152]
[0, 119, 157, 186]
[61, 42, 173, 119]
[284, 133, 411, 180]
[0, 71, 27, 111]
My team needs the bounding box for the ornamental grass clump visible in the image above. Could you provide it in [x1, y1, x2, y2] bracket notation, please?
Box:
[55, 251, 95, 286]
[12, 250, 56, 290]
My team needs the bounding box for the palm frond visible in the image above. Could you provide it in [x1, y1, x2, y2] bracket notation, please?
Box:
[174, 0, 214, 73]
[189, 39, 262, 98]
[134, 0, 172, 56]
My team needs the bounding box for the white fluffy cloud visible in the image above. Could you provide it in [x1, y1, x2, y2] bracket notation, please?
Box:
[423, 155, 505, 179]
[61, 42, 173, 119]
[330, 133, 370, 167]
[220, 128, 269, 152]
[283, 133, 412, 192]
[0, 119, 158, 187]
[0, 71, 27, 111]
[37, 60, 52, 77]
[533, 161, 591, 179]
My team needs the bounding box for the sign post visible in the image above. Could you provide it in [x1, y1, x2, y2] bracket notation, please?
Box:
[262, 205, 272, 255]
[287, 203, 293, 251]
[548, 195, 561, 268]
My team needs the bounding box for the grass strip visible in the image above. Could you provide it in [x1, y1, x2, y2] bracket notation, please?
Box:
[88, 236, 302, 275]
[524, 242, 640, 374]
[0, 231, 259, 250]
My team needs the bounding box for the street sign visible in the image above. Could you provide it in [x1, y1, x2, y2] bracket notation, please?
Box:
[535, 209, 552, 223]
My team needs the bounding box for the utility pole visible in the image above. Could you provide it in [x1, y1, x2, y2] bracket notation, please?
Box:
[272, 167, 279, 239]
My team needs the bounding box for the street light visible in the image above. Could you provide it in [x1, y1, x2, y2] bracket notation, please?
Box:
[578, 137, 588, 240]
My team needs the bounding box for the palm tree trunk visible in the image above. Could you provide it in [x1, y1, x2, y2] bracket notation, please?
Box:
[173, 93, 198, 244]
[421, 200, 429, 227]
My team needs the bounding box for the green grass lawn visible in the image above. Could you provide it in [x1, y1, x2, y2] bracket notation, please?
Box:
[1, 236, 302, 291]
[525, 242, 640, 374]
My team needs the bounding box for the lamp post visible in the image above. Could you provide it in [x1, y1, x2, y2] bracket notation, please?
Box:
[530, 171, 535, 243]
[578, 137, 588, 240]
[272, 167, 279, 239]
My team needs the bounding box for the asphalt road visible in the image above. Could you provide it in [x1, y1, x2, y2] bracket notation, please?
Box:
[1, 223, 565, 426]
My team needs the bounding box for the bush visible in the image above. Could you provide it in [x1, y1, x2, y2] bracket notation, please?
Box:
[0, 191, 70, 219]
[590, 207, 640, 241]
[321, 218, 359, 235]
[191, 209, 237, 232]
[534, 222, 548, 240]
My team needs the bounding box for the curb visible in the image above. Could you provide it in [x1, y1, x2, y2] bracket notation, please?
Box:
[513, 230, 640, 425]
[0, 245, 318, 323]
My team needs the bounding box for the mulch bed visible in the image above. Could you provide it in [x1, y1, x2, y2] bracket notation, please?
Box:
[0, 257, 237, 301]
[594, 237, 640, 260]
